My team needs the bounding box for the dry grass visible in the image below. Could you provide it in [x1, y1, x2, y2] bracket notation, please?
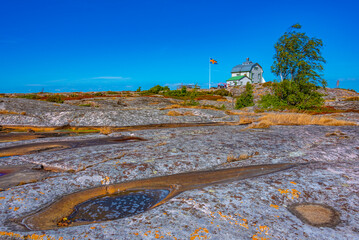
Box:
[226, 151, 259, 163]
[344, 96, 359, 101]
[195, 95, 225, 101]
[167, 110, 195, 116]
[100, 127, 114, 135]
[225, 111, 260, 116]
[325, 130, 349, 138]
[0, 110, 26, 115]
[246, 113, 357, 129]
[160, 104, 184, 110]
[238, 117, 254, 125]
[162, 104, 220, 111]
[227, 153, 251, 163]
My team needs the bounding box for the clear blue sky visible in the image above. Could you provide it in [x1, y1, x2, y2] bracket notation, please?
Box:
[1, 0, 359, 93]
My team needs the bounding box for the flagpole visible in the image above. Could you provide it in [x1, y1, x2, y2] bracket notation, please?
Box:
[209, 58, 211, 89]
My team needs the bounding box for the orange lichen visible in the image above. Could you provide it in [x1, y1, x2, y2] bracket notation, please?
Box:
[278, 188, 301, 199]
[290, 181, 297, 185]
[239, 218, 249, 229]
[252, 225, 270, 240]
[101, 176, 110, 185]
[0, 231, 60, 240]
[190, 228, 209, 240]
[270, 204, 279, 209]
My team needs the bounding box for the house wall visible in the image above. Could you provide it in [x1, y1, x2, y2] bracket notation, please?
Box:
[227, 77, 252, 87]
[231, 72, 250, 77]
[239, 78, 252, 86]
[250, 65, 263, 83]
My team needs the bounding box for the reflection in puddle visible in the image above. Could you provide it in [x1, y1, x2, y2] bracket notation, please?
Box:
[67, 189, 169, 223]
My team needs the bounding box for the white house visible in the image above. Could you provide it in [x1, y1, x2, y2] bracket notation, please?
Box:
[226, 58, 265, 86]
[226, 75, 252, 87]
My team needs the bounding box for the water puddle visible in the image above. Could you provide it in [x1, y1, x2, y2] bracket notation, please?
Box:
[18, 162, 304, 230]
[59, 189, 169, 226]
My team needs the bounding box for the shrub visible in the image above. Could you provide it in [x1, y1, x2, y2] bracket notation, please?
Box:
[46, 95, 64, 103]
[136, 87, 141, 92]
[147, 85, 170, 94]
[183, 99, 200, 106]
[18, 94, 40, 100]
[235, 82, 254, 109]
[259, 80, 324, 110]
[262, 81, 273, 87]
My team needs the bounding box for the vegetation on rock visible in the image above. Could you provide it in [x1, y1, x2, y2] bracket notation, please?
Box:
[235, 82, 254, 109]
[260, 24, 326, 110]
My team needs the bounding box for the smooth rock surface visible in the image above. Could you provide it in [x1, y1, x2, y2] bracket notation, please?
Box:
[0, 125, 358, 239]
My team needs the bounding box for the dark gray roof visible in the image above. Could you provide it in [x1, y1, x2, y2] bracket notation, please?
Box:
[231, 59, 261, 73]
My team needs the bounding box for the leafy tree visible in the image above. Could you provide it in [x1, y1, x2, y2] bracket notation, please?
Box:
[272, 24, 326, 87]
[261, 24, 326, 110]
[235, 82, 254, 109]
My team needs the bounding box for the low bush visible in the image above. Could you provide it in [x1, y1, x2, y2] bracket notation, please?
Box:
[259, 80, 324, 110]
[262, 81, 273, 87]
[235, 82, 254, 109]
[18, 94, 40, 100]
[46, 95, 65, 103]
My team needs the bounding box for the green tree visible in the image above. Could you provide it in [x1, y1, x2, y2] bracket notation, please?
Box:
[272, 23, 326, 87]
[235, 82, 254, 109]
[261, 24, 326, 110]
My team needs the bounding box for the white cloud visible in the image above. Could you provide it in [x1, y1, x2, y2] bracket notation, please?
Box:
[91, 76, 130, 80]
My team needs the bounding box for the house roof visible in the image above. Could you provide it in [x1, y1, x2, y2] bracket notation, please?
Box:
[231, 58, 261, 73]
[226, 75, 246, 81]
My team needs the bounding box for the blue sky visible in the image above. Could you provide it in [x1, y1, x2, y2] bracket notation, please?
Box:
[1, 0, 358, 93]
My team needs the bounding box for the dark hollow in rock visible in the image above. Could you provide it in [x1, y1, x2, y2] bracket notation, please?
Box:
[288, 203, 341, 228]
[66, 189, 169, 223]
[19, 162, 302, 230]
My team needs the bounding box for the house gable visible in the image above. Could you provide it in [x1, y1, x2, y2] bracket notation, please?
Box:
[230, 58, 264, 83]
